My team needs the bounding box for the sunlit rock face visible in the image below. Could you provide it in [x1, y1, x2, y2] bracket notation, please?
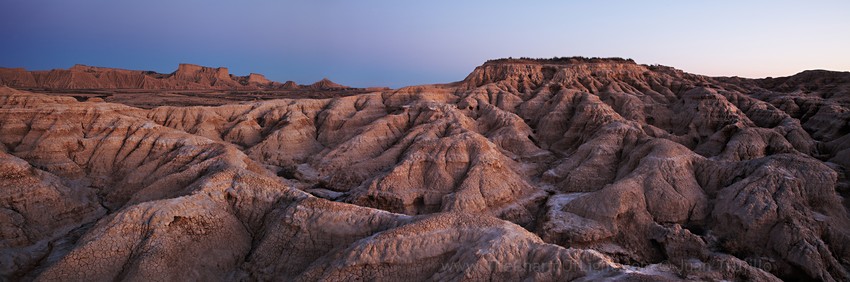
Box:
[1, 57, 849, 281]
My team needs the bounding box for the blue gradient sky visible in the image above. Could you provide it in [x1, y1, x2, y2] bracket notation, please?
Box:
[1, 1, 849, 88]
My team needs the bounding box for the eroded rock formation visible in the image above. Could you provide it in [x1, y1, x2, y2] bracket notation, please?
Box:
[1, 57, 849, 281]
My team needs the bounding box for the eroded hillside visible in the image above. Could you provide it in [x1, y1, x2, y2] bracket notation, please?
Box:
[1, 57, 849, 281]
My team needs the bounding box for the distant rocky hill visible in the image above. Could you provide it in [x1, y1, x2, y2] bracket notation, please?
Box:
[0, 63, 350, 90]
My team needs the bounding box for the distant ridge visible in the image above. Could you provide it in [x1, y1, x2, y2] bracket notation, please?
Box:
[281, 80, 300, 90]
[0, 64, 353, 90]
[308, 78, 348, 90]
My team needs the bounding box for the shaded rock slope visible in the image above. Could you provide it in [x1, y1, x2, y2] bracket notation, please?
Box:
[1, 57, 849, 281]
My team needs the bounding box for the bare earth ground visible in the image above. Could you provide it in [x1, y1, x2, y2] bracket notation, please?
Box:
[1, 58, 849, 281]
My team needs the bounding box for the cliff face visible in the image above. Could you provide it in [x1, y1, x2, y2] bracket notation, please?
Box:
[0, 64, 350, 90]
[1, 58, 849, 281]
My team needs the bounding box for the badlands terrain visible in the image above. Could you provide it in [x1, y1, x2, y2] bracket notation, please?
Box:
[0, 57, 849, 281]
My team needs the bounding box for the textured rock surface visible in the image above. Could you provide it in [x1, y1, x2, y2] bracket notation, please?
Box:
[1, 57, 849, 281]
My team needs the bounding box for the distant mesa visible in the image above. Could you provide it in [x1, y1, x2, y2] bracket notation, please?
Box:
[247, 73, 270, 85]
[0, 63, 353, 91]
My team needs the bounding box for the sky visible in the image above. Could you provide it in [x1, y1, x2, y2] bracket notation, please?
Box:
[1, 1, 849, 88]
